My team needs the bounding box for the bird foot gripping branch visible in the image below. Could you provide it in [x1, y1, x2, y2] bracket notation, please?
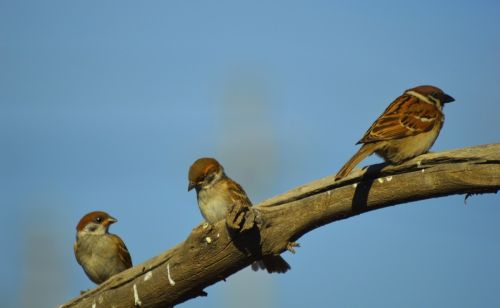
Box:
[286, 242, 300, 254]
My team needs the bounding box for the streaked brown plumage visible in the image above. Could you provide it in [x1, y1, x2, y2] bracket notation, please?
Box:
[188, 157, 290, 274]
[74, 211, 132, 284]
[335, 85, 454, 180]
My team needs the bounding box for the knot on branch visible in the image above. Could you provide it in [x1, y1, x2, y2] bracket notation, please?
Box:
[226, 202, 258, 233]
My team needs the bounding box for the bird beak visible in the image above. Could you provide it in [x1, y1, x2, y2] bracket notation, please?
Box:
[188, 181, 195, 191]
[442, 93, 455, 103]
[107, 216, 118, 224]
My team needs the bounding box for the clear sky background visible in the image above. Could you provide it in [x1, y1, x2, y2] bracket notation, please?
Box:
[1, 1, 499, 307]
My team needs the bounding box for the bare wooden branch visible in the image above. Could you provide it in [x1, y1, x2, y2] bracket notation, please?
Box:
[60, 144, 500, 308]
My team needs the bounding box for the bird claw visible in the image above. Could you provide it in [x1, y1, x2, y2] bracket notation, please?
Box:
[287, 242, 300, 254]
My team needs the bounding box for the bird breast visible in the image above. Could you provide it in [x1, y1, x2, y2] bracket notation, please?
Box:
[75, 234, 127, 284]
[197, 187, 232, 224]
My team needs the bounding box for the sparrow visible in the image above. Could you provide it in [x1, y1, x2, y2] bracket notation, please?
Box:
[188, 157, 290, 273]
[335, 85, 454, 180]
[74, 211, 132, 284]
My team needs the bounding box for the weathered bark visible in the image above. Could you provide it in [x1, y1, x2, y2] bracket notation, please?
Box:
[60, 144, 500, 308]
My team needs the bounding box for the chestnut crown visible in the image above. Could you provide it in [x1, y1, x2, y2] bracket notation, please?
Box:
[76, 211, 117, 233]
[406, 85, 454, 106]
[188, 157, 223, 191]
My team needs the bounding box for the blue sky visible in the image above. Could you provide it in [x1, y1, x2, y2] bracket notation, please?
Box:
[1, 1, 499, 307]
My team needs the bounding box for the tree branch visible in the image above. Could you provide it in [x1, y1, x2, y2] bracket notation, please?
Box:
[60, 144, 500, 308]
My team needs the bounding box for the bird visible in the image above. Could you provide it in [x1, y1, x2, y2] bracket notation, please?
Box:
[335, 85, 454, 180]
[74, 211, 132, 284]
[188, 157, 290, 273]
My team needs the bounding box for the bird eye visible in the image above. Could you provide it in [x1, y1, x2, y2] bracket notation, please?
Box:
[427, 93, 440, 104]
[206, 173, 215, 182]
[95, 216, 103, 223]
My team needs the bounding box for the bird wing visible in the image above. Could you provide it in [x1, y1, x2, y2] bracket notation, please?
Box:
[227, 179, 253, 207]
[358, 94, 443, 144]
[109, 234, 133, 268]
[73, 241, 82, 265]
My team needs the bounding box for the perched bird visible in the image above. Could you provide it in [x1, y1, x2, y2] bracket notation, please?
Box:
[335, 85, 454, 180]
[74, 211, 132, 284]
[188, 157, 290, 273]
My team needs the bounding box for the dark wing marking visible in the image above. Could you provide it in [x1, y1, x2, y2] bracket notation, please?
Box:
[110, 234, 133, 268]
[358, 94, 442, 143]
[227, 180, 253, 208]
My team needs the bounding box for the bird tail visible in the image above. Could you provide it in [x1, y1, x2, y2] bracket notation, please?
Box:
[251, 255, 290, 274]
[335, 143, 377, 180]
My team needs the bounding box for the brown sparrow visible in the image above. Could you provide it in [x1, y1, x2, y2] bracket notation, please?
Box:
[74, 211, 132, 284]
[188, 157, 290, 273]
[335, 85, 454, 180]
